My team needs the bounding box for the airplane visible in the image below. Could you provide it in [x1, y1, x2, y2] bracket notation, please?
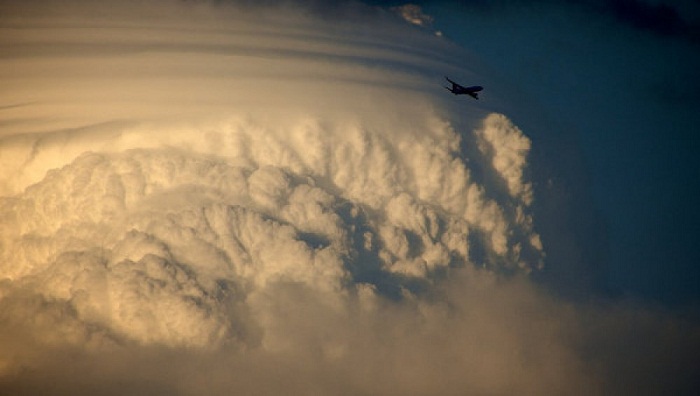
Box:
[444, 77, 483, 99]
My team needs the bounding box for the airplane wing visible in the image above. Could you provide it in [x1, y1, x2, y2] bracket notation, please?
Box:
[445, 76, 462, 89]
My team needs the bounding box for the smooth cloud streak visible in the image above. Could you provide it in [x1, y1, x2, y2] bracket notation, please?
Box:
[0, 1, 697, 394]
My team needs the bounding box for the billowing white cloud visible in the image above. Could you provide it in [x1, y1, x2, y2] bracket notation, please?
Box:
[0, 0, 697, 394]
[476, 113, 533, 205]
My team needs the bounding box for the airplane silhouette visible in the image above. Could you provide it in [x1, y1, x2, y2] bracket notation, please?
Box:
[444, 76, 483, 100]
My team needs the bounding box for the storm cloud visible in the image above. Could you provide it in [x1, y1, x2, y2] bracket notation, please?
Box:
[0, 1, 698, 394]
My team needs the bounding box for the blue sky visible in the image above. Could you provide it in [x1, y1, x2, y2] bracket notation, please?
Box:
[372, 0, 700, 305]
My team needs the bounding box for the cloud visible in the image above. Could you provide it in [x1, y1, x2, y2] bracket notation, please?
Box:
[0, 0, 697, 394]
[393, 4, 434, 27]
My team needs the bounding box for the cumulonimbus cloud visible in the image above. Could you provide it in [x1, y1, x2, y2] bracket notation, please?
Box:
[0, 1, 697, 394]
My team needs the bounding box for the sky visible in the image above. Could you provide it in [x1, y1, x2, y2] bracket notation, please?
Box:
[0, 0, 699, 394]
[412, 0, 700, 306]
[376, 0, 700, 304]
